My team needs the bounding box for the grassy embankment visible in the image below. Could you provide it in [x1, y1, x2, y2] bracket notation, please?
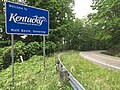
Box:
[60, 51, 120, 90]
[0, 54, 72, 90]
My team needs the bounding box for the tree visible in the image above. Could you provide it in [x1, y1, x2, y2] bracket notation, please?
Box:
[24, 0, 75, 43]
[0, 0, 10, 43]
[89, 0, 120, 49]
[26, 0, 75, 29]
[61, 18, 94, 50]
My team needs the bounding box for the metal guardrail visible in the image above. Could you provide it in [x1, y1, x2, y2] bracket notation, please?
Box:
[69, 73, 85, 90]
[56, 53, 85, 90]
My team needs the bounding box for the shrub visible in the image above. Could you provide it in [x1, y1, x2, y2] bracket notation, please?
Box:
[45, 41, 56, 55]
[2, 41, 25, 69]
[2, 41, 57, 69]
[108, 43, 120, 53]
[56, 43, 66, 51]
[0, 40, 11, 47]
[2, 46, 12, 69]
[24, 41, 41, 60]
[14, 41, 25, 62]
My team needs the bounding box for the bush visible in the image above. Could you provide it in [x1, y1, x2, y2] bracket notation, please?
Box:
[2, 41, 25, 69]
[1, 41, 57, 69]
[107, 43, 120, 57]
[45, 41, 56, 55]
[108, 43, 120, 53]
[2, 46, 12, 69]
[14, 41, 25, 62]
[0, 40, 11, 47]
[24, 41, 41, 60]
[57, 43, 66, 51]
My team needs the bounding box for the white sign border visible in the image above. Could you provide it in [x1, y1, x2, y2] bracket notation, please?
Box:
[5, 1, 49, 35]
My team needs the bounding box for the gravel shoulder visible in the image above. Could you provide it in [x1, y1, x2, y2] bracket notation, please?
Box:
[80, 51, 120, 70]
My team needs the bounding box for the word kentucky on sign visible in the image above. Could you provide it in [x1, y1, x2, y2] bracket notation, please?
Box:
[6, 2, 49, 35]
[9, 13, 47, 26]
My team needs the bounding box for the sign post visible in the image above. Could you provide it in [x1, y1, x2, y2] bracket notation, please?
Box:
[43, 35, 46, 78]
[11, 34, 14, 88]
[43, 35, 45, 70]
[6, 1, 49, 88]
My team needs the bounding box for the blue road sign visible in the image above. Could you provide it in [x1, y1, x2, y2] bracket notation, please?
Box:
[6, 2, 49, 35]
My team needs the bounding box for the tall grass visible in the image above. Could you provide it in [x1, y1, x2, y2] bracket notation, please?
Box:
[61, 51, 120, 90]
[0, 55, 72, 90]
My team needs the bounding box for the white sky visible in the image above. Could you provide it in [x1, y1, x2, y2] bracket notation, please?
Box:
[73, 0, 95, 19]
[19, 0, 94, 19]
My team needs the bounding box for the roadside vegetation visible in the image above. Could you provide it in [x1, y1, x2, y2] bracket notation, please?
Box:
[0, 55, 72, 90]
[0, 47, 5, 70]
[102, 43, 120, 57]
[61, 51, 120, 90]
[0, 41, 57, 70]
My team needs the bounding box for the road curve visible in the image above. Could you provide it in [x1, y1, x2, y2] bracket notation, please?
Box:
[80, 51, 120, 70]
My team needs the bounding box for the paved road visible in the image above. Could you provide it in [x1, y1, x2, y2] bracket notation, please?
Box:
[80, 51, 120, 70]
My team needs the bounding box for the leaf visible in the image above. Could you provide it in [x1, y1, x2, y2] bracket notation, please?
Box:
[51, 0, 57, 2]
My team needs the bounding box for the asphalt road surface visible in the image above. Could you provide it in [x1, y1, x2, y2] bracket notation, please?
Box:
[80, 51, 120, 70]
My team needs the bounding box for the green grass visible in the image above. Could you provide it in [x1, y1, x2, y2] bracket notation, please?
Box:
[0, 55, 72, 90]
[60, 51, 120, 90]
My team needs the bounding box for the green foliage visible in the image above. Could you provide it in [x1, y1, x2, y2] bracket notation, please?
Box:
[0, 0, 10, 41]
[1, 41, 57, 69]
[22, 0, 75, 46]
[61, 51, 120, 90]
[0, 55, 72, 90]
[56, 43, 66, 52]
[45, 41, 56, 55]
[0, 40, 11, 47]
[61, 19, 95, 50]
[14, 41, 25, 62]
[26, 0, 75, 29]
[1, 41, 25, 69]
[25, 41, 41, 59]
[2, 46, 12, 69]
[0, 47, 4, 56]
[89, 0, 120, 49]
[103, 43, 120, 57]
[0, 57, 2, 70]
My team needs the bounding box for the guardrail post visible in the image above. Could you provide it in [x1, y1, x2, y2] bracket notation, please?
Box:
[60, 67, 64, 81]
[55, 59, 61, 72]
[60, 67, 69, 82]
[56, 54, 86, 90]
[64, 70, 69, 81]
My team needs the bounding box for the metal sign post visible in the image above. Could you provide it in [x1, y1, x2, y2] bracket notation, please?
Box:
[11, 34, 14, 88]
[43, 35, 46, 70]
[43, 35, 46, 80]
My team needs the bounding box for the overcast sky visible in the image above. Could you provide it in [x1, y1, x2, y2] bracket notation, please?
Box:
[19, 0, 94, 19]
[73, 0, 94, 19]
